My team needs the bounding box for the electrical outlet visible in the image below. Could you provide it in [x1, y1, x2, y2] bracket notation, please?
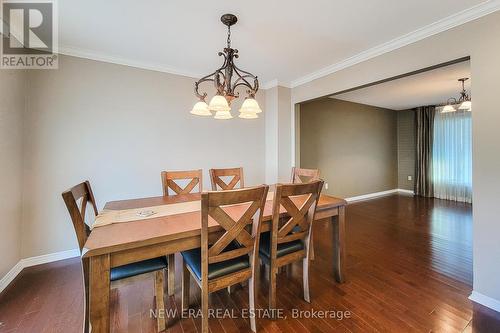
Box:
[407, 175, 412, 181]
[325, 183, 329, 190]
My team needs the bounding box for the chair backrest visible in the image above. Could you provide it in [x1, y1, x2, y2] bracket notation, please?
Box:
[291, 167, 320, 184]
[201, 185, 269, 275]
[61, 181, 98, 252]
[161, 169, 203, 196]
[209, 167, 244, 190]
[62, 181, 97, 333]
[271, 180, 324, 257]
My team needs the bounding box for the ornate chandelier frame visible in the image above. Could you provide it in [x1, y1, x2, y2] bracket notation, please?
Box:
[190, 14, 262, 119]
[194, 14, 259, 103]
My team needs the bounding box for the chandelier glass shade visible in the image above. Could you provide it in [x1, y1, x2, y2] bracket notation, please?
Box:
[458, 100, 472, 110]
[438, 78, 472, 113]
[208, 95, 231, 112]
[190, 14, 261, 119]
[190, 101, 211, 116]
[441, 104, 458, 113]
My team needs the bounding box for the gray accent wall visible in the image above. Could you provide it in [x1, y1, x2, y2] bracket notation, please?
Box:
[300, 98, 398, 198]
[397, 110, 415, 191]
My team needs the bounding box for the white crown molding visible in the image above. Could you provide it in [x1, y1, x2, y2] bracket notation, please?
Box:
[470, 291, 500, 313]
[0, 249, 80, 294]
[261, 79, 291, 90]
[58, 45, 201, 79]
[290, 0, 500, 88]
[261, 79, 279, 89]
[60, 45, 281, 93]
[53, 2, 500, 91]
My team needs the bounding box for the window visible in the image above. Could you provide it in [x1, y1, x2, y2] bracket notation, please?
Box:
[432, 110, 472, 203]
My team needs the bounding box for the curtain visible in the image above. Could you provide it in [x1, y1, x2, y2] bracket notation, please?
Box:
[414, 106, 435, 197]
[432, 110, 472, 203]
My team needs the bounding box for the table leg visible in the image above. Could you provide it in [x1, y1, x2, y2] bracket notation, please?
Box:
[89, 254, 110, 332]
[167, 254, 175, 296]
[332, 206, 345, 283]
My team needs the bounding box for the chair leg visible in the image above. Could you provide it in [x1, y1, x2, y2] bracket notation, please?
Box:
[302, 258, 310, 303]
[155, 270, 166, 332]
[249, 275, 257, 332]
[82, 258, 90, 333]
[269, 264, 277, 312]
[201, 285, 209, 333]
[181, 261, 190, 312]
[309, 233, 315, 261]
[167, 254, 175, 296]
[254, 260, 260, 297]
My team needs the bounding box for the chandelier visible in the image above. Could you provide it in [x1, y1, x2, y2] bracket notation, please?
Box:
[190, 14, 262, 119]
[439, 78, 472, 113]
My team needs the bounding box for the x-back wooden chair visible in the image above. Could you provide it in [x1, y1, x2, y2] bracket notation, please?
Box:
[291, 167, 320, 184]
[161, 169, 203, 196]
[290, 167, 321, 260]
[62, 181, 168, 333]
[161, 169, 203, 295]
[259, 180, 323, 310]
[181, 185, 269, 333]
[209, 167, 244, 190]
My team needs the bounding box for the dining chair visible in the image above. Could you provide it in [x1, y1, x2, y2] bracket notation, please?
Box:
[161, 169, 203, 196]
[259, 180, 323, 311]
[291, 167, 320, 184]
[209, 167, 244, 190]
[62, 181, 168, 332]
[181, 185, 269, 333]
[290, 167, 321, 260]
[161, 169, 203, 295]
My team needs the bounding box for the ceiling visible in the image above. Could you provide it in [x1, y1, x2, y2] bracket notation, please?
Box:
[58, 0, 491, 87]
[332, 61, 471, 110]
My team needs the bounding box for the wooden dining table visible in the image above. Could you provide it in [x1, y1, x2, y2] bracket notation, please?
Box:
[82, 190, 347, 332]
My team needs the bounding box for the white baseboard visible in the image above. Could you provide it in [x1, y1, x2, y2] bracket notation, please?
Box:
[470, 291, 500, 313]
[0, 261, 24, 295]
[0, 248, 80, 294]
[20, 248, 80, 268]
[345, 188, 414, 203]
[397, 188, 415, 195]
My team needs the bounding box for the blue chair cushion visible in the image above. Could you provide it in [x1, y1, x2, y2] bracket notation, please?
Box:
[110, 257, 167, 281]
[259, 231, 304, 263]
[181, 241, 250, 281]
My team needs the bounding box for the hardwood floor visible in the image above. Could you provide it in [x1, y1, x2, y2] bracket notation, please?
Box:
[1, 194, 499, 332]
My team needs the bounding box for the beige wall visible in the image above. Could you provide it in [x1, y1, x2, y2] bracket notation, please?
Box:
[300, 98, 397, 198]
[265, 87, 278, 183]
[397, 110, 415, 191]
[0, 70, 25, 277]
[21, 55, 266, 258]
[277, 86, 292, 182]
[265, 85, 292, 183]
[290, 12, 500, 303]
